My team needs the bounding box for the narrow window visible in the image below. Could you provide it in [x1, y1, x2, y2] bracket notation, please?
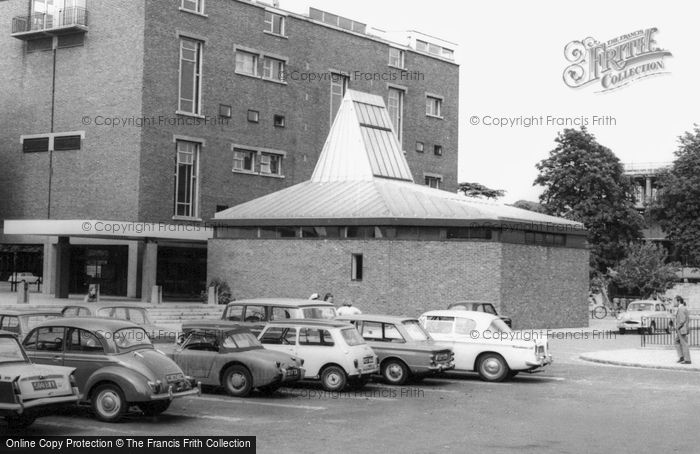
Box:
[351, 254, 363, 281]
[387, 88, 404, 142]
[389, 48, 405, 68]
[262, 57, 286, 81]
[426, 96, 442, 117]
[330, 73, 349, 125]
[179, 38, 203, 114]
[174, 140, 200, 217]
[233, 148, 255, 172]
[264, 11, 285, 35]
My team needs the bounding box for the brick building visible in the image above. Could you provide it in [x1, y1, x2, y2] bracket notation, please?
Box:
[0, 0, 459, 299]
[211, 91, 589, 329]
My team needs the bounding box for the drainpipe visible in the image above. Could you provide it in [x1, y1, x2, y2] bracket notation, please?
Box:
[47, 36, 58, 219]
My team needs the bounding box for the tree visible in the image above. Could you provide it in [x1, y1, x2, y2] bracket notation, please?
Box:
[458, 182, 505, 200]
[534, 127, 644, 272]
[610, 242, 679, 298]
[650, 125, 700, 265]
[510, 200, 548, 214]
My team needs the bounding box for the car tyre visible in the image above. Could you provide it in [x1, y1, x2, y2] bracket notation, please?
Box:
[223, 365, 253, 397]
[138, 401, 171, 417]
[92, 383, 127, 422]
[382, 359, 409, 386]
[476, 353, 510, 382]
[5, 415, 36, 429]
[320, 365, 347, 392]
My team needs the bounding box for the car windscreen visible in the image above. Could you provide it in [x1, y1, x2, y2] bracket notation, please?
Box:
[341, 327, 365, 346]
[223, 332, 262, 349]
[0, 337, 26, 363]
[629, 303, 654, 311]
[109, 328, 152, 352]
[23, 315, 62, 331]
[403, 320, 430, 341]
[301, 306, 337, 319]
[487, 319, 512, 334]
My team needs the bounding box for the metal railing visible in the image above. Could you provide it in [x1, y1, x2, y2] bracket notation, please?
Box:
[12, 7, 88, 34]
[641, 316, 700, 347]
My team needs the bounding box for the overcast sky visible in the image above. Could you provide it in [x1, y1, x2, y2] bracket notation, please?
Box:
[280, 0, 698, 203]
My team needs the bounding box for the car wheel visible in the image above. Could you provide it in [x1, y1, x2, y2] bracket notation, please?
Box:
[382, 359, 409, 386]
[476, 353, 510, 382]
[5, 415, 36, 429]
[618, 328, 626, 335]
[91, 383, 127, 422]
[138, 401, 171, 417]
[223, 365, 253, 397]
[320, 365, 347, 392]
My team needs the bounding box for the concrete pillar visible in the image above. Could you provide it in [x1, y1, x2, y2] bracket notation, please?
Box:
[42, 237, 55, 295]
[127, 241, 143, 298]
[54, 236, 70, 299]
[645, 177, 652, 204]
[141, 240, 158, 303]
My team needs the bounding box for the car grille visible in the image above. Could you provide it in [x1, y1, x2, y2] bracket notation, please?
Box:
[170, 379, 190, 393]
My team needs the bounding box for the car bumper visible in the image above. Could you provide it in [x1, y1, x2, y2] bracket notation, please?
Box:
[352, 366, 379, 377]
[526, 355, 553, 368]
[428, 361, 455, 372]
[0, 391, 81, 415]
[276, 368, 305, 384]
[150, 382, 201, 401]
[617, 321, 643, 330]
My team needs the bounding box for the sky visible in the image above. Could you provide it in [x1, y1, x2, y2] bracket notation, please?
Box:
[279, 0, 699, 203]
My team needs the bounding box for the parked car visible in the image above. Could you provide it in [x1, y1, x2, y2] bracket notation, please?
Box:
[184, 298, 338, 336]
[167, 326, 304, 397]
[617, 300, 672, 334]
[336, 314, 454, 385]
[0, 310, 63, 341]
[60, 304, 174, 343]
[258, 320, 378, 391]
[419, 310, 552, 382]
[7, 272, 40, 284]
[0, 330, 81, 428]
[22, 318, 200, 422]
[447, 301, 513, 328]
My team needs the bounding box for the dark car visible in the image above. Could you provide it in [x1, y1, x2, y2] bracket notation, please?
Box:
[337, 314, 454, 385]
[0, 310, 63, 342]
[447, 301, 513, 328]
[168, 326, 304, 397]
[23, 318, 200, 422]
[60, 304, 175, 343]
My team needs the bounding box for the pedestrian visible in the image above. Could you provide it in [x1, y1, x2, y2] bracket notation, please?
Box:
[336, 301, 361, 316]
[323, 293, 334, 304]
[84, 285, 99, 303]
[673, 296, 691, 364]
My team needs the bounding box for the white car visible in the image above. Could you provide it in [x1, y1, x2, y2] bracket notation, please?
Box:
[617, 300, 672, 334]
[418, 310, 552, 382]
[258, 320, 378, 391]
[7, 272, 40, 284]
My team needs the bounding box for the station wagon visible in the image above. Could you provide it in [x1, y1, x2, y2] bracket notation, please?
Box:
[60, 304, 174, 343]
[0, 310, 62, 342]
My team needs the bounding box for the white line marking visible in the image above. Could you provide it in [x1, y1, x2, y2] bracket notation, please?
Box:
[38, 420, 138, 434]
[193, 395, 326, 410]
[167, 412, 244, 423]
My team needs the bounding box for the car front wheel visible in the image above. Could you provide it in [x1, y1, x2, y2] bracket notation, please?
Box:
[223, 365, 253, 397]
[138, 401, 171, 417]
[382, 359, 409, 385]
[476, 353, 510, 382]
[320, 365, 347, 392]
[92, 383, 126, 422]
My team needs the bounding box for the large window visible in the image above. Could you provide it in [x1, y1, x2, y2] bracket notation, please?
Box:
[235, 50, 258, 76]
[181, 0, 204, 14]
[264, 11, 285, 36]
[387, 88, 404, 142]
[262, 56, 286, 81]
[426, 95, 443, 117]
[330, 72, 349, 126]
[174, 140, 200, 218]
[232, 146, 284, 177]
[179, 38, 203, 114]
[233, 148, 255, 172]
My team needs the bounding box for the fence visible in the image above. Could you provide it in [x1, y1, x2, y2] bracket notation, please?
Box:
[641, 316, 700, 347]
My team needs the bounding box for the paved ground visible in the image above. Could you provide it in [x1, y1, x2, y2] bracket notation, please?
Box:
[4, 324, 700, 453]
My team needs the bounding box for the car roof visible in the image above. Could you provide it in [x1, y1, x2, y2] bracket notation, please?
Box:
[226, 298, 335, 308]
[34, 317, 141, 331]
[63, 303, 151, 309]
[264, 319, 353, 329]
[0, 310, 62, 317]
[184, 325, 252, 335]
[449, 301, 493, 307]
[336, 314, 416, 324]
[421, 309, 499, 322]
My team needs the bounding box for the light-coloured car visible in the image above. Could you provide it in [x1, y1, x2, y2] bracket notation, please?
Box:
[419, 310, 552, 382]
[258, 320, 378, 391]
[0, 330, 81, 428]
[7, 272, 40, 284]
[617, 300, 672, 334]
[447, 301, 513, 327]
[61, 304, 174, 343]
[0, 310, 63, 342]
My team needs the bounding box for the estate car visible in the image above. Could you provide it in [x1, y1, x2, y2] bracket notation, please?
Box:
[0, 310, 62, 342]
[60, 304, 173, 343]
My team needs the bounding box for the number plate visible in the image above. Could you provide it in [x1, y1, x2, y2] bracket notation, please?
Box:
[32, 380, 57, 391]
[166, 373, 184, 383]
[363, 356, 373, 365]
[286, 368, 299, 377]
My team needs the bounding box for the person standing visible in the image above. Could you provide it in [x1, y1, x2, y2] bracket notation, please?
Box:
[336, 301, 361, 316]
[323, 293, 334, 304]
[674, 296, 691, 364]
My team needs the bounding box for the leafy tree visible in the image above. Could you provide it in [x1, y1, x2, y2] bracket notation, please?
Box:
[510, 200, 548, 213]
[650, 125, 700, 265]
[609, 242, 679, 298]
[534, 127, 644, 272]
[458, 182, 505, 200]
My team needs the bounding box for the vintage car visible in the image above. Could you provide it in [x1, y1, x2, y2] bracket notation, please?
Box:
[184, 298, 338, 336]
[336, 314, 454, 385]
[60, 304, 174, 343]
[7, 272, 41, 284]
[447, 301, 513, 328]
[419, 310, 552, 382]
[617, 300, 672, 334]
[0, 330, 81, 428]
[258, 320, 378, 391]
[22, 318, 200, 422]
[166, 325, 304, 397]
[0, 310, 63, 342]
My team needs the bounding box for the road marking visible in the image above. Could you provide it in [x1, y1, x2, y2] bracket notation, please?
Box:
[38, 420, 141, 434]
[193, 395, 326, 410]
[167, 412, 244, 423]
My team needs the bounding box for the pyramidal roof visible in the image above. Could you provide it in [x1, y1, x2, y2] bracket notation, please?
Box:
[215, 90, 584, 233]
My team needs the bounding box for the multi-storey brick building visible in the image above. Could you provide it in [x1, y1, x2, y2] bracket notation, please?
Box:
[0, 0, 459, 299]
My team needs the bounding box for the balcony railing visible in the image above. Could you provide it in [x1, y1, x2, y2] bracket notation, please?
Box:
[11, 7, 88, 40]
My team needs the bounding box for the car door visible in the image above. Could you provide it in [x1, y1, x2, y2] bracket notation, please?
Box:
[451, 317, 480, 371]
[259, 327, 297, 356]
[23, 326, 66, 367]
[63, 327, 111, 390]
[295, 328, 332, 377]
[171, 332, 218, 380]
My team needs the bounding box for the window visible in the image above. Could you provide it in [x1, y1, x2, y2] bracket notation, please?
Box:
[233, 148, 255, 172]
[361, 322, 383, 341]
[524, 232, 566, 246]
[425, 175, 442, 189]
[247, 110, 260, 123]
[264, 11, 285, 36]
[330, 72, 349, 125]
[174, 140, 200, 218]
[235, 50, 258, 76]
[215, 204, 228, 212]
[263, 57, 285, 81]
[387, 88, 404, 142]
[389, 47, 405, 68]
[260, 327, 287, 344]
[224, 305, 244, 321]
[415, 39, 454, 60]
[219, 104, 232, 118]
[273, 115, 286, 128]
[23, 137, 49, 153]
[434, 145, 443, 156]
[181, 0, 204, 14]
[66, 328, 103, 353]
[415, 142, 424, 153]
[416, 40, 428, 52]
[35, 327, 65, 352]
[426, 95, 442, 117]
[446, 227, 492, 240]
[244, 306, 266, 322]
[299, 328, 334, 346]
[54, 135, 81, 151]
[423, 316, 454, 334]
[179, 38, 203, 114]
[260, 153, 282, 175]
[351, 253, 363, 281]
[0, 316, 19, 332]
